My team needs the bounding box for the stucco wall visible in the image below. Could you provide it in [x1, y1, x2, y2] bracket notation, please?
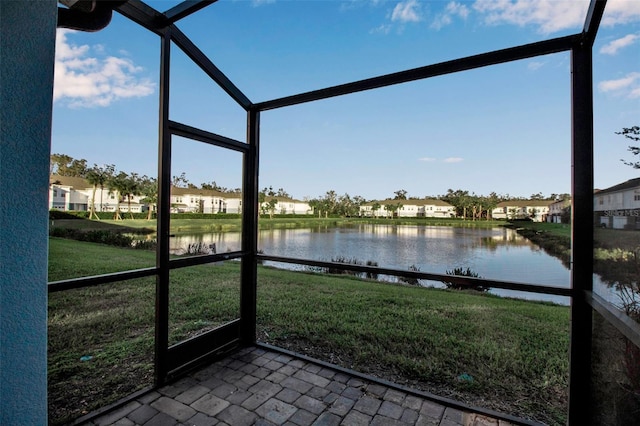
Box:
[0, 1, 56, 423]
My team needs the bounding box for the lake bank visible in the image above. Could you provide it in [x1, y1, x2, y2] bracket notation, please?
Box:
[50, 215, 507, 234]
[507, 222, 640, 308]
[49, 216, 638, 305]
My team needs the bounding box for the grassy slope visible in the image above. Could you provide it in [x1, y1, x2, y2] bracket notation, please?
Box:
[507, 220, 640, 254]
[48, 239, 155, 423]
[49, 237, 155, 279]
[257, 267, 568, 424]
[48, 238, 569, 425]
[510, 221, 640, 287]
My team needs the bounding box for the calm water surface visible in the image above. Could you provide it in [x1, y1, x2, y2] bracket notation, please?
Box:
[170, 224, 616, 305]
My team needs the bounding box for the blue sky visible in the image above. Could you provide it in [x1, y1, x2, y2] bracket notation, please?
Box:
[52, 0, 640, 201]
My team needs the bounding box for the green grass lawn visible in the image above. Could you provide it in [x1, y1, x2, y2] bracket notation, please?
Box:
[509, 221, 571, 237]
[256, 267, 569, 424]
[48, 237, 569, 425]
[49, 237, 156, 279]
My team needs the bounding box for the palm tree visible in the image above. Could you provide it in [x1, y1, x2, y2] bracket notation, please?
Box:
[85, 168, 101, 220]
[107, 172, 129, 220]
[120, 173, 141, 219]
[384, 202, 402, 219]
[139, 176, 157, 220]
[372, 202, 381, 218]
[85, 164, 114, 220]
[308, 199, 321, 217]
[98, 165, 115, 212]
[266, 198, 278, 219]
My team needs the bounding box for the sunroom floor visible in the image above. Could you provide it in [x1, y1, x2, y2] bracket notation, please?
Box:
[82, 346, 520, 426]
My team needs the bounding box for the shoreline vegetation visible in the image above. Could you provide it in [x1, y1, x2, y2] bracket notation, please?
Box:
[47, 214, 640, 425]
[49, 212, 507, 233]
[505, 221, 640, 303]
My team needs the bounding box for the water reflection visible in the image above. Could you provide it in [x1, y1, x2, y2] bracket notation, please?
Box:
[169, 224, 613, 305]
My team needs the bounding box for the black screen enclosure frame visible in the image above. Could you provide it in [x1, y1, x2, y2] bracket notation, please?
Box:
[47, 1, 639, 424]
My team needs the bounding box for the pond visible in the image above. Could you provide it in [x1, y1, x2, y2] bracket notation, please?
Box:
[170, 224, 617, 305]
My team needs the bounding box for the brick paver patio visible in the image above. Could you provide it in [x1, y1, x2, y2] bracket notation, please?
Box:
[82, 347, 516, 426]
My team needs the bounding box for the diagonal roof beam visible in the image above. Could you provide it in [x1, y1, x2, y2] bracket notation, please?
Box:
[256, 34, 581, 112]
[164, 1, 217, 24]
[582, 0, 607, 47]
[116, 0, 167, 35]
[169, 120, 249, 153]
[171, 24, 252, 110]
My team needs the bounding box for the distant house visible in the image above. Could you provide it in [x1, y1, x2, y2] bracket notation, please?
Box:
[594, 177, 640, 229]
[360, 199, 455, 218]
[224, 193, 243, 214]
[547, 199, 570, 223]
[491, 200, 552, 222]
[359, 202, 380, 218]
[260, 196, 311, 215]
[170, 187, 233, 214]
[50, 175, 146, 213]
[415, 199, 456, 218]
[48, 176, 248, 215]
[49, 175, 90, 211]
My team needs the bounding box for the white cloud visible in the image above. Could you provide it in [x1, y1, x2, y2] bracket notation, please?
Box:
[602, 0, 640, 26]
[598, 72, 640, 98]
[472, 0, 589, 34]
[341, 0, 383, 12]
[527, 61, 545, 71]
[370, 24, 392, 34]
[431, 14, 452, 31]
[252, 0, 275, 6]
[447, 1, 470, 20]
[443, 157, 464, 163]
[472, 0, 640, 34]
[54, 29, 155, 108]
[600, 34, 639, 55]
[93, 44, 106, 54]
[340, 0, 360, 12]
[431, 1, 470, 30]
[419, 157, 464, 163]
[391, 0, 423, 23]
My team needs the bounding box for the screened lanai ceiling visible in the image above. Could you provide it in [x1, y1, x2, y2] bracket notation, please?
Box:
[53, 0, 639, 203]
[144, 0, 598, 102]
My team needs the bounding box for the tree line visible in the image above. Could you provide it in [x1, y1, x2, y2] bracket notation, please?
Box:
[51, 154, 158, 220]
[50, 153, 569, 220]
[306, 188, 569, 220]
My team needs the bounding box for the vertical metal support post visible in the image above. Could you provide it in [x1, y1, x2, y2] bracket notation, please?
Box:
[240, 108, 260, 344]
[568, 41, 594, 424]
[155, 28, 172, 385]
